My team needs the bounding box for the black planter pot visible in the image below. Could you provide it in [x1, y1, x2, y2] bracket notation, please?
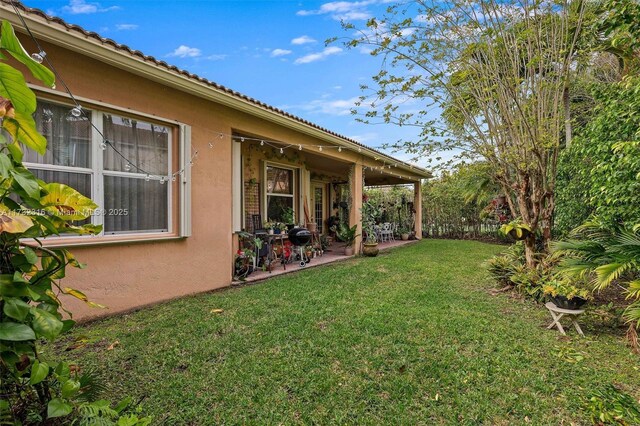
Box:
[550, 295, 587, 310]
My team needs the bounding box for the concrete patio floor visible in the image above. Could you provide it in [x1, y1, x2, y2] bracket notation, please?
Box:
[233, 239, 418, 285]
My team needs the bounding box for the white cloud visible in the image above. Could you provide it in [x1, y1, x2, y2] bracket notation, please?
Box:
[294, 46, 342, 64]
[297, 0, 377, 20]
[348, 132, 379, 143]
[271, 49, 293, 57]
[206, 54, 228, 61]
[168, 45, 202, 58]
[62, 0, 119, 14]
[115, 24, 138, 31]
[291, 35, 316, 45]
[284, 96, 360, 116]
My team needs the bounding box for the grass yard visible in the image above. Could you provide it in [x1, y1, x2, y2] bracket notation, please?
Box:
[50, 240, 640, 424]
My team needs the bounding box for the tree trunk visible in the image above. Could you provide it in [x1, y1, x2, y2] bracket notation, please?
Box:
[523, 232, 537, 268]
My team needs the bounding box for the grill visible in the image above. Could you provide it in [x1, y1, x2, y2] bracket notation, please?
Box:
[288, 228, 312, 267]
[288, 228, 311, 245]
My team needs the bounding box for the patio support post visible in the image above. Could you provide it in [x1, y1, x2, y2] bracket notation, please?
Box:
[350, 163, 363, 254]
[414, 179, 422, 239]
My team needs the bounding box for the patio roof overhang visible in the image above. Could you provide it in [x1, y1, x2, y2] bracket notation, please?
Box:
[1, 1, 432, 183]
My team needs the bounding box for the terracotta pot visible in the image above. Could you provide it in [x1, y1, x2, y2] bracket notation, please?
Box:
[401, 233, 409, 241]
[306, 222, 317, 232]
[344, 246, 354, 256]
[362, 242, 379, 257]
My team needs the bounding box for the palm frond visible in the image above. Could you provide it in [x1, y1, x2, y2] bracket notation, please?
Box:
[594, 262, 635, 290]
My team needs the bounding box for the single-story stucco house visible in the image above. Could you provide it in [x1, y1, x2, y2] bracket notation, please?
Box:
[1, 1, 430, 320]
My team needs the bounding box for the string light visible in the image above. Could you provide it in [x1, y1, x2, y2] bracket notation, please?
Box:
[99, 140, 107, 150]
[260, 140, 264, 146]
[319, 146, 323, 152]
[145, 174, 150, 182]
[31, 51, 45, 63]
[298, 144, 302, 150]
[279, 147, 284, 154]
[160, 176, 166, 185]
[338, 147, 342, 152]
[70, 105, 82, 117]
[208, 142, 214, 148]
[124, 163, 132, 171]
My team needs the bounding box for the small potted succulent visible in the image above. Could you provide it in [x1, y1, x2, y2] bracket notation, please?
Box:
[542, 279, 592, 310]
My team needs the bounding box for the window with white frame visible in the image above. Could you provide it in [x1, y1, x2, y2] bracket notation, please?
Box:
[265, 164, 296, 223]
[26, 99, 172, 235]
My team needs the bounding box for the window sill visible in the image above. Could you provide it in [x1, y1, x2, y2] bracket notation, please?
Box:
[25, 233, 186, 249]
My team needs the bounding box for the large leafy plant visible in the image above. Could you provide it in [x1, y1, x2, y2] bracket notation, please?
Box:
[554, 219, 640, 345]
[0, 20, 149, 424]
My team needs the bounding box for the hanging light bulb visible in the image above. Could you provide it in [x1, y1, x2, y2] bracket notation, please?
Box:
[124, 163, 132, 172]
[338, 147, 342, 152]
[70, 105, 82, 117]
[218, 133, 224, 138]
[145, 174, 150, 182]
[51, 84, 56, 90]
[298, 144, 302, 151]
[160, 176, 166, 185]
[260, 140, 264, 146]
[172, 175, 177, 182]
[208, 142, 214, 148]
[99, 141, 107, 150]
[319, 146, 323, 152]
[280, 147, 284, 154]
[240, 137, 245, 142]
[358, 147, 362, 152]
[31, 51, 46, 63]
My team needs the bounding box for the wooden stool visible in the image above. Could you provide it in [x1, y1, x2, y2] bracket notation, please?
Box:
[545, 302, 585, 336]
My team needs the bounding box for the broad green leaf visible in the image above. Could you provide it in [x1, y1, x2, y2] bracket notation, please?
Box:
[0, 20, 55, 87]
[40, 183, 98, 220]
[31, 307, 63, 341]
[6, 140, 23, 163]
[3, 110, 48, 154]
[47, 398, 73, 418]
[61, 379, 81, 398]
[23, 246, 38, 265]
[0, 277, 31, 297]
[3, 297, 31, 320]
[0, 204, 34, 234]
[0, 321, 36, 341]
[61, 319, 75, 333]
[30, 359, 49, 385]
[0, 62, 36, 114]
[54, 361, 70, 378]
[0, 153, 12, 178]
[10, 167, 40, 199]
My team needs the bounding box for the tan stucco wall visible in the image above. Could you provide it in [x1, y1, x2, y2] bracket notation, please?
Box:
[14, 34, 426, 320]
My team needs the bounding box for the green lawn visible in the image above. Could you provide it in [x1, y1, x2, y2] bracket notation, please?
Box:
[50, 240, 639, 424]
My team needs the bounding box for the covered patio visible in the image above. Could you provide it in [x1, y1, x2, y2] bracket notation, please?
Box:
[232, 130, 430, 281]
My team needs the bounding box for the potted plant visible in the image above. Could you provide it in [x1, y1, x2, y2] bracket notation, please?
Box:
[542, 279, 592, 310]
[332, 223, 359, 256]
[282, 207, 295, 230]
[361, 201, 380, 257]
[398, 223, 411, 241]
[277, 222, 288, 234]
[263, 220, 274, 234]
[306, 215, 317, 232]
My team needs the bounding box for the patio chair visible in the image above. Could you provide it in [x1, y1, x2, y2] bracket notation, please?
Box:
[380, 222, 393, 242]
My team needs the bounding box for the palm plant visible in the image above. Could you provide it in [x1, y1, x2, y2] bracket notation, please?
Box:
[553, 219, 640, 343]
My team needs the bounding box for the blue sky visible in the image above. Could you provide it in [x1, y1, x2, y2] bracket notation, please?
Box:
[25, 0, 427, 166]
